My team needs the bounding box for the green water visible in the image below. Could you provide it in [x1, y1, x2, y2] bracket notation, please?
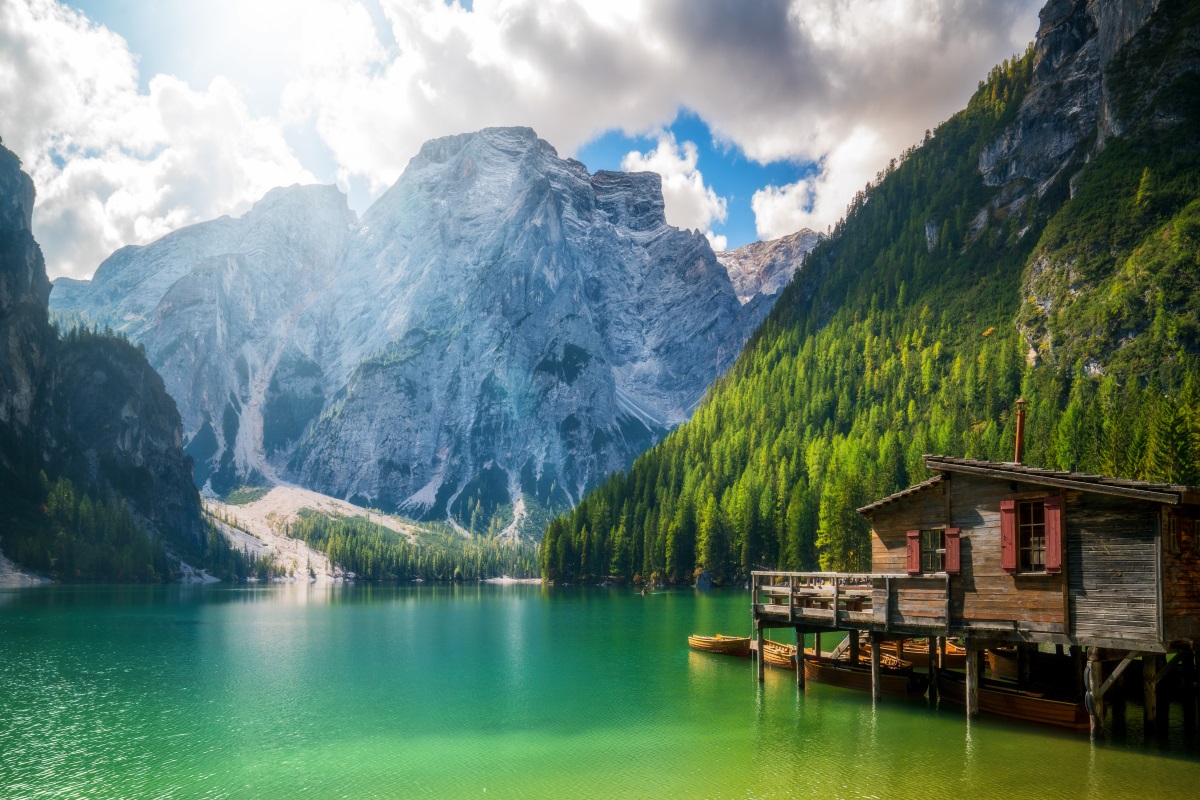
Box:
[1, 586, 1198, 799]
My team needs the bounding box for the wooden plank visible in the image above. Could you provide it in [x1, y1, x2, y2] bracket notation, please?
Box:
[869, 632, 882, 702]
[966, 647, 980, 719]
[931, 461, 1180, 504]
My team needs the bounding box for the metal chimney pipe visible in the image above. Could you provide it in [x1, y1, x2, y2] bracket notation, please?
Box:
[1014, 398, 1028, 464]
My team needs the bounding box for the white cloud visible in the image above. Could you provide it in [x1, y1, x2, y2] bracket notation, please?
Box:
[0, 0, 1043, 275]
[0, 0, 314, 279]
[276, 0, 1039, 238]
[752, 125, 887, 240]
[620, 133, 727, 243]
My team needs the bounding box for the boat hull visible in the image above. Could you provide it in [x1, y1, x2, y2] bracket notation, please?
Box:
[938, 673, 1089, 731]
[871, 639, 967, 670]
[688, 635, 751, 658]
[803, 659, 929, 696]
[762, 641, 797, 670]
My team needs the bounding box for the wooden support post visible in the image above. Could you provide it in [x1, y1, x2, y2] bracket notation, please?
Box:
[928, 637, 939, 700]
[814, 631, 821, 663]
[1087, 647, 1106, 740]
[1018, 644, 1034, 687]
[940, 636, 947, 669]
[756, 622, 765, 683]
[848, 630, 860, 665]
[897, 638, 905, 662]
[1072, 645, 1085, 698]
[1182, 649, 1196, 738]
[1144, 653, 1162, 728]
[870, 631, 882, 702]
[795, 628, 805, 689]
[966, 645, 980, 719]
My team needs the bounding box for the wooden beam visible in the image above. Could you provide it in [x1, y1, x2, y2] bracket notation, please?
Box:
[870, 631, 882, 702]
[795, 628, 805, 689]
[1097, 651, 1141, 699]
[929, 637, 939, 700]
[927, 462, 1181, 504]
[848, 630, 860, 665]
[966, 646, 980, 719]
[1087, 650, 1106, 740]
[756, 623, 765, 683]
[1145, 653, 1163, 727]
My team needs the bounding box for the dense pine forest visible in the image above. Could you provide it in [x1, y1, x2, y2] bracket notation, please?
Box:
[543, 1, 1200, 586]
[287, 512, 541, 581]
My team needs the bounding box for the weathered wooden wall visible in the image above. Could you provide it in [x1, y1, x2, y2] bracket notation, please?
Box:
[1162, 506, 1200, 641]
[1067, 494, 1158, 644]
[870, 481, 946, 573]
[947, 474, 1066, 632]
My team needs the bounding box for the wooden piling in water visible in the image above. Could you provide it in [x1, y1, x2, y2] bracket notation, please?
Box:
[965, 645, 980, 719]
[1087, 648, 1105, 740]
[756, 622, 765, 683]
[795, 628, 805, 689]
[869, 632, 882, 702]
[928, 637, 939, 700]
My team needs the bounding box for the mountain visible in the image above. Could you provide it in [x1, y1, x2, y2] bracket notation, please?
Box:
[717, 229, 821, 304]
[0, 139, 212, 582]
[51, 127, 808, 536]
[543, 0, 1200, 584]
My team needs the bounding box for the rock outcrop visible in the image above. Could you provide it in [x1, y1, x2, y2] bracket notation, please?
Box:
[978, 0, 1161, 190]
[0, 140, 203, 553]
[53, 127, 797, 536]
[716, 229, 820, 305]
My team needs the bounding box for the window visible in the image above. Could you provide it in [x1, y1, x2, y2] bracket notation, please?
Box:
[1165, 512, 1180, 555]
[920, 530, 944, 573]
[1018, 500, 1045, 572]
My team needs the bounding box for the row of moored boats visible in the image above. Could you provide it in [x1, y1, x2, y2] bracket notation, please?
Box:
[687, 634, 1089, 730]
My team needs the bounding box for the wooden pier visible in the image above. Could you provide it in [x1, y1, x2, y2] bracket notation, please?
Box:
[751, 438, 1200, 738]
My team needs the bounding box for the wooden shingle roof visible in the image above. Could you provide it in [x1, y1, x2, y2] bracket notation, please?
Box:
[856, 474, 944, 515]
[923, 456, 1200, 505]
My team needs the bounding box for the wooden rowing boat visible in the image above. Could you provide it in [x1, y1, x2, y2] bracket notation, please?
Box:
[937, 671, 1089, 730]
[987, 648, 1019, 680]
[761, 639, 797, 669]
[802, 656, 929, 696]
[688, 634, 751, 657]
[864, 638, 967, 669]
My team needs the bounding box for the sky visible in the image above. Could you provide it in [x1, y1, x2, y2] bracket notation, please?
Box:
[0, 0, 1042, 280]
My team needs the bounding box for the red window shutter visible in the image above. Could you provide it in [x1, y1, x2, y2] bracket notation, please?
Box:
[1000, 500, 1017, 573]
[945, 528, 961, 574]
[906, 530, 920, 574]
[1044, 495, 1063, 574]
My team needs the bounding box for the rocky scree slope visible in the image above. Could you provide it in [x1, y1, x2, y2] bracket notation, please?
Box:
[52, 127, 809, 538]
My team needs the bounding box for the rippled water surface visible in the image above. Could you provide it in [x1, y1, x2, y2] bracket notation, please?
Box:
[2, 585, 1199, 798]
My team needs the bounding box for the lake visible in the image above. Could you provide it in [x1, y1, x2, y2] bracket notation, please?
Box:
[1, 585, 1198, 798]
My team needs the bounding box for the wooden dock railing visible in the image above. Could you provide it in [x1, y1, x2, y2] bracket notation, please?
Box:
[751, 570, 953, 633]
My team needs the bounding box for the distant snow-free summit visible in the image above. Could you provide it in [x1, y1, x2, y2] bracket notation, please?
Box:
[52, 126, 818, 536]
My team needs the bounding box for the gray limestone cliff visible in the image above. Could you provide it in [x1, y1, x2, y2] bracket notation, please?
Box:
[0, 141, 204, 553]
[978, 0, 1161, 191]
[53, 127, 799, 537]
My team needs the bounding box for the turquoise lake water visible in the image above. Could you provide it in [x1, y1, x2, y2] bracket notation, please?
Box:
[1, 584, 1198, 798]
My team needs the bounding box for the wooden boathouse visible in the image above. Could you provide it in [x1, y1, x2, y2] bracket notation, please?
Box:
[751, 404, 1200, 736]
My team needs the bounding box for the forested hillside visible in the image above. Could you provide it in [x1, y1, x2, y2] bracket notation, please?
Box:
[543, 0, 1200, 586]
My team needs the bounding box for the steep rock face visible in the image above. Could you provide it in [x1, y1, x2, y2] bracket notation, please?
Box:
[0, 141, 203, 551]
[717, 229, 821, 304]
[979, 0, 1160, 189]
[294, 128, 759, 531]
[54, 127, 786, 535]
[0, 145, 50, 439]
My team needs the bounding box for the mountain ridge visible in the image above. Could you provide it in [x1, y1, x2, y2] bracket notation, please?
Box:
[50, 126, 818, 536]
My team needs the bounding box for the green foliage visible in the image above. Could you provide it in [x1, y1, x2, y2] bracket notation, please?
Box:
[222, 486, 271, 506]
[287, 511, 539, 581]
[0, 473, 171, 582]
[546, 8, 1200, 586]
